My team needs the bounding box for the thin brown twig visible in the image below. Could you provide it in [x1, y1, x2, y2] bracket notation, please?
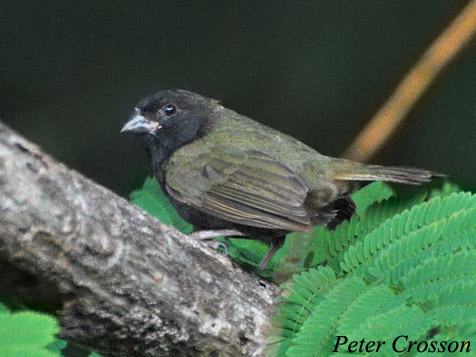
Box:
[342, 0, 476, 162]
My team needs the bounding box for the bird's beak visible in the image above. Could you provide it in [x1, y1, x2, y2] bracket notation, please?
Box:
[120, 114, 160, 134]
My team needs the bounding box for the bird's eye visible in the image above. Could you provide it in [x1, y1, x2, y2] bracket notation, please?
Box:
[163, 104, 177, 116]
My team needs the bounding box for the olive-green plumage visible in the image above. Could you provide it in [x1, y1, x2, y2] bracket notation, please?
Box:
[165, 96, 431, 231]
[122, 89, 435, 269]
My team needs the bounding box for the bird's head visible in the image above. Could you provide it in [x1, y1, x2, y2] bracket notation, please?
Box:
[121, 89, 218, 148]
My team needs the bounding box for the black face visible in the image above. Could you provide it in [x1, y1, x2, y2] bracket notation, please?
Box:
[122, 89, 216, 151]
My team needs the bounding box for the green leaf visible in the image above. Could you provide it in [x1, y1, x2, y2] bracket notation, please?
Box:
[346, 305, 431, 356]
[266, 267, 338, 356]
[351, 181, 394, 215]
[326, 192, 428, 274]
[286, 278, 368, 356]
[269, 184, 476, 356]
[428, 181, 461, 200]
[45, 338, 67, 355]
[340, 192, 476, 277]
[336, 284, 396, 336]
[402, 250, 476, 303]
[0, 310, 59, 357]
[0, 348, 58, 357]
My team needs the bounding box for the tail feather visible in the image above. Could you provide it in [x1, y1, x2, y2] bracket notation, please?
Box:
[333, 163, 442, 185]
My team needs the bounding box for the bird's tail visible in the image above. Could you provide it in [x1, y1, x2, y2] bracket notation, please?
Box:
[332, 161, 441, 185]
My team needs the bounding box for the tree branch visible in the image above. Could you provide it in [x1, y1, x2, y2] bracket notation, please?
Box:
[0, 121, 276, 356]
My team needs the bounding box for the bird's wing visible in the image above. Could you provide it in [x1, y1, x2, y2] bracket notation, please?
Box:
[165, 147, 313, 232]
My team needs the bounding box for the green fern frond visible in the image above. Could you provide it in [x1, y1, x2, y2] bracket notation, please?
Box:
[365, 223, 442, 284]
[428, 181, 461, 200]
[326, 192, 428, 273]
[372, 206, 476, 286]
[351, 181, 394, 215]
[336, 284, 396, 336]
[323, 182, 395, 271]
[340, 192, 476, 276]
[402, 250, 476, 303]
[285, 278, 368, 356]
[440, 321, 476, 344]
[325, 216, 360, 270]
[440, 205, 476, 235]
[267, 267, 337, 354]
[346, 305, 431, 354]
[435, 281, 476, 307]
[356, 192, 427, 237]
[429, 305, 476, 330]
[432, 228, 476, 257]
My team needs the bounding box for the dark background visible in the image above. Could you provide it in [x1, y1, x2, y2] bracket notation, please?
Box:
[1, 0, 475, 197]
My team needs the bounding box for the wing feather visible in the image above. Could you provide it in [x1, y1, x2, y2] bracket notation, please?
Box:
[166, 148, 312, 232]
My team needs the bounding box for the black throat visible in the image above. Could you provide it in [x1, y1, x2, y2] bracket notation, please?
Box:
[144, 117, 209, 189]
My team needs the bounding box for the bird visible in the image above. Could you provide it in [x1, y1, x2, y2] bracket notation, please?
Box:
[121, 89, 435, 269]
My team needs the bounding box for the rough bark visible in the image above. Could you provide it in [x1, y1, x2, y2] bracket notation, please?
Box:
[0, 121, 277, 356]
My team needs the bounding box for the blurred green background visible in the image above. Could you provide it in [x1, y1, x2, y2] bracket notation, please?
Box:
[1, 0, 474, 197]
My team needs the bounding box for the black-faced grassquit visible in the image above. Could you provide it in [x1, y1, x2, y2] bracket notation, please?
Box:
[122, 90, 435, 269]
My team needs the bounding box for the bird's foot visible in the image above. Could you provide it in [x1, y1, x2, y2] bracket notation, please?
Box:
[189, 229, 245, 255]
[189, 229, 245, 240]
[259, 237, 286, 270]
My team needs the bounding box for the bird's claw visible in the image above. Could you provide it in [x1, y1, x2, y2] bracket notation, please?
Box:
[189, 229, 245, 256]
[189, 229, 245, 240]
[202, 240, 229, 255]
